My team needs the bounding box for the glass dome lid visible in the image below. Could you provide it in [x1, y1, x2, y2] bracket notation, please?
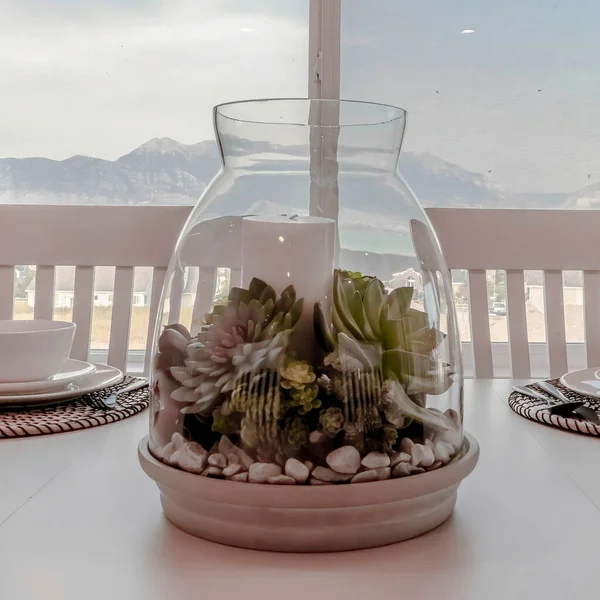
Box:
[148, 98, 463, 485]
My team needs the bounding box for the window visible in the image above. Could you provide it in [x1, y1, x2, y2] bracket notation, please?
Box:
[0, 1, 309, 206]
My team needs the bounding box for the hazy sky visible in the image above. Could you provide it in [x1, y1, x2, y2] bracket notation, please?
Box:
[1, 0, 599, 193]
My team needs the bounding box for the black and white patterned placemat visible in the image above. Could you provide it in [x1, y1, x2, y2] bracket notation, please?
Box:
[508, 379, 600, 437]
[0, 376, 149, 438]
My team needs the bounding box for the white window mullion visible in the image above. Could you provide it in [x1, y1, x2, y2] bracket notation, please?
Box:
[308, 0, 341, 100]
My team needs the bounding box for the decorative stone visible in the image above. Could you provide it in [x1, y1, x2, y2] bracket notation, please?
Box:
[400, 438, 414, 453]
[390, 452, 411, 467]
[410, 444, 435, 468]
[208, 453, 227, 468]
[227, 453, 240, 465]
[171, 432, 185, 451]
[219, 436, 254, 468]
[361, 451, 391, 470]
[392, 462, 411, 478]
[171, 442, 207, 474]
[205, 466, 223, 477]
[312, 466, 353, 483]
[439, 428, 463, 453]
[375, 467, 391, 480]
[268, 475, 297, 485]
[308, 477, 332, 485]
[285, 458, 309, 484]
[427, 461, 443, 471]
[304, 460, 315, 472]
[248, 463, 282, 483]
[433, 441, 452, 465]
[410, 466, 425, 475]
[351, 470, 378, 483]
[326, 446, 361, 474]
[231, 472, 249, 482]
[222, 464, 243, 478]
[309, 431, 328, 445]
[160, 442, 177, 465]
[424, 439, 435, 451]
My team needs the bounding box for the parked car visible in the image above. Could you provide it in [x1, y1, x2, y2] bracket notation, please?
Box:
[490, 301, 507, 316]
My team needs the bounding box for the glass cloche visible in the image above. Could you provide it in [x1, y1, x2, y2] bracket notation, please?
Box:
[147, 99, 463, 486]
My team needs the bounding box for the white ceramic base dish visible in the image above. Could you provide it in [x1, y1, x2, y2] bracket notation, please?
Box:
[138, 432, 480, 553]
[0, 359, 96, 396]
[561, 368, 600, 398]
[0, 363, 123, 406]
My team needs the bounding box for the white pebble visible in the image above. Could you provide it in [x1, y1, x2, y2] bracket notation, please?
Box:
[410, 444, 435, 468]
[227, 453, 240, 465]
[351, 470, 378, 483]
[222, 464, 243, 477]
[424, 439, 435, 450]
[392, 462, 412, 478]
[304, 460, 315, 472]
[171, 442, 207, 474]
[390, 452, 411, 467]
[248, 463, 282, 483]
[326, 446, 361, 474]
[309, 431, 328, 445]
[445, 408, 460, 426]
[218, 435, 235, 456]
[309, 477, 332, 485]
[312, 466, 353, 483]
[361, 451, 391, 470]
[427, 461, 443, 471]
[285, 458, 310, 484]
[399, 438, 414, 453]
[268, 475, 297, 485]
[375, 467, 391, 480]
[433, 440, 452, 465]
[171, 432, 185, 450]
[160, 442, 177, 465]
[205, 466, 223, 477]
[208, 453, 227, 468]
[231, 472, 249, 482]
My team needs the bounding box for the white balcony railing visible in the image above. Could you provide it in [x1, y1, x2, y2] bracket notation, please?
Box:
[1, 205, 598, 378]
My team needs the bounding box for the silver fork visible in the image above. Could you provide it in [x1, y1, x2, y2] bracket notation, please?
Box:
[87, 379, 149, 410]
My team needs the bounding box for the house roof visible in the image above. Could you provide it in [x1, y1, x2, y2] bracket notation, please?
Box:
[27, 266, 154, 294]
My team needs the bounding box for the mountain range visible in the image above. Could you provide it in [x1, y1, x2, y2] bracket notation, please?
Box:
[0, 137, 593, 208]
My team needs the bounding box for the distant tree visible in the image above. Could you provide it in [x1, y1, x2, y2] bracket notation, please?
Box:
[14, 266, 35, 299]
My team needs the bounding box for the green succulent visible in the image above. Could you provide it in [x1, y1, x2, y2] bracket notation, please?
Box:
[289, 383, 321, 415]
[382, 424, 398, 453]
[314, 269, 451, 395]
[280, 358, 316, 389]
[319, 406, 345, 438]
[211, 406, 238, 436]
[283, 416, 309, 447]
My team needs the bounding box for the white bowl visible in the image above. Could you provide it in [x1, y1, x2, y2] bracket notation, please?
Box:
[0, 320, 76, 383]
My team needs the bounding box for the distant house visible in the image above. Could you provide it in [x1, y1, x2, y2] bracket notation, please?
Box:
[388, 268, 423, 292]
[26, 266, 154, 309]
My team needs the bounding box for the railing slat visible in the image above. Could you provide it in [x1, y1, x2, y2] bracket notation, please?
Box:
[34, 266, 55, 320]
[144, 267, 166, 376]
[168, 269, 183, 325]
[583, 270, 600, 367]
[0, 266, 14, 320]
[543, 270, 568, 377]
[506, 269, 531, 378]
[71, 266, 94, 361]
[468, 269, 494, 378]
[107, 267, 134, 373]
[191, 267, 217, 336]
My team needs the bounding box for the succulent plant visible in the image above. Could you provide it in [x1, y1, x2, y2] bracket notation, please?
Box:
[282, 416, 309, 448]
[319, 406, 344, 438]
[280, 358, 316, 389]
[289, 383, 321, 415]
[314, 269, 451, 395]
[382, 424, 398, 453]
[167, 278, 303, 417]
[211, 406, 238, 436]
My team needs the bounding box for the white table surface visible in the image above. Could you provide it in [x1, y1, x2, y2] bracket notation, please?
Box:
[1, 379, 599, 600]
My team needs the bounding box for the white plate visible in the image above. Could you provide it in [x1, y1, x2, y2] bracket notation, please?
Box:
[0, 359, 96, 396]
[0, 364, 124, 407]
[560, 368, 600, 398]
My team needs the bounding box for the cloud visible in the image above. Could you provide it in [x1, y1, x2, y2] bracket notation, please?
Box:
[0, 0, 308, 160]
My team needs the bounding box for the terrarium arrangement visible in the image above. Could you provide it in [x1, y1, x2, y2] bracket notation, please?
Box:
[150, 268, 462, 485]
[139, 99, 477, 550]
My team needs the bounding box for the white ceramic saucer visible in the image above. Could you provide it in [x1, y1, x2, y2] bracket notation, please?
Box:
[0, 359, 96, 396]
[0, 363, 124, 407]
[560, 368, 600, 398]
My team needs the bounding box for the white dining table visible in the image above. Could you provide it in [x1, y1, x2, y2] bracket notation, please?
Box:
[1, 379, 599, 600]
